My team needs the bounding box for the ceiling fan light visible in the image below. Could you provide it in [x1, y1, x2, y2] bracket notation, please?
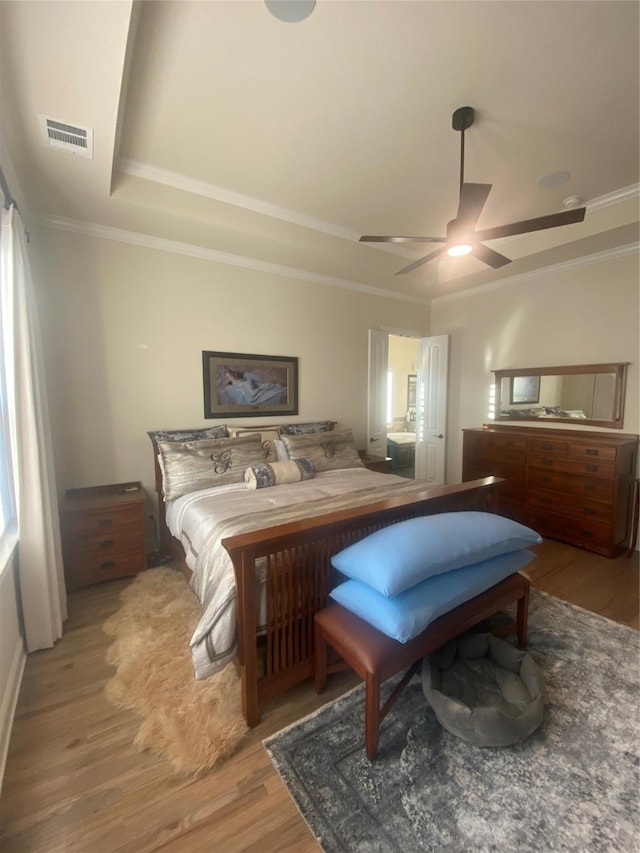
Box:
[447, 243, 473, 257]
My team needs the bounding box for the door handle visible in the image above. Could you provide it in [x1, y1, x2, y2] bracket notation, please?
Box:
[433, 434, 443, 439]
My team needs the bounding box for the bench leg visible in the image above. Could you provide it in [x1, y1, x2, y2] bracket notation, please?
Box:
[314, 622, 328, 694]
[516, 583, 530, 648]
[365, 674, 381, 761]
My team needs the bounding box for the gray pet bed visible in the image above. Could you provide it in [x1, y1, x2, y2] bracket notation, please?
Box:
[421, 632, 544, 747]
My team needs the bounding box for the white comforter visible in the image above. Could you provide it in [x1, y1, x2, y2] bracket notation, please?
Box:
[165, 468, 416, 678]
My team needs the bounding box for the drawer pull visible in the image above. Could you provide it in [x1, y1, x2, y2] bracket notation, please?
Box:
[584, 484, 597, 492]
[505, 440, 515, 447]
[586, 449, 598, 456]
[541, 458, 553, 466]
[541, 443, 554, 450]
[583, 508, 596, 516]
[581, 530, 594, 538]
[98, 518, 113, 528]
[541, 476, 552, 484]
[585, 464, 597, 473]
[100, 561, 116, 570]
[99, 540, 114, 549]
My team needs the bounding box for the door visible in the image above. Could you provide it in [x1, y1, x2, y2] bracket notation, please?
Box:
[366, 329, 389, 459]
[415, 335, 449, 484]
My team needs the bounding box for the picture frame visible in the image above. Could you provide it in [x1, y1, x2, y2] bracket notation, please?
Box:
[510, 375, 540, 405]
[407, 374, 417, 408]
[202, 351, 299, 418]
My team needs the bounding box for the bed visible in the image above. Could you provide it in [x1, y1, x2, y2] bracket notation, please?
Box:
[149, 422, 501, 726]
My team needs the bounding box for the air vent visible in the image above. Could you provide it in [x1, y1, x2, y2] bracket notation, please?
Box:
[39, 115, 93, 159]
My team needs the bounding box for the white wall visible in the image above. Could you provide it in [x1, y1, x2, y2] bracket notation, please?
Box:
[31, 227, 430, 513]
[0, 554, 25, 795]
[431, 250, 640, 484]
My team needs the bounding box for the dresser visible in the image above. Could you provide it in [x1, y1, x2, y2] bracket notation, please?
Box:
[61, 482, 147, 590]
[462, 425, 638, 558]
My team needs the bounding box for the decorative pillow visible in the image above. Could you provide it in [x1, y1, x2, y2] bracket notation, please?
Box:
[244, 458, 316, 489]
[148, 426, 228, 444]
[158, 433, 264, 500]
[281, 428, 364, 473]
[329, 549, 536, 643]
[228, 428, 278, 463]
[274, 438, 289, 461]
[331, 512, 542, 597]
[278, 420, 334, 436]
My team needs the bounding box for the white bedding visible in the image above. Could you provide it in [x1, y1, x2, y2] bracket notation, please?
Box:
[165, 468, 417, 678]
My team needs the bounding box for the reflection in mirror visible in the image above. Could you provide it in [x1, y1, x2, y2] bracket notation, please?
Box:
[493, 363, 628, 429]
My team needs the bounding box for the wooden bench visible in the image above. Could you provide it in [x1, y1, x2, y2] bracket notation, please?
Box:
[314, 572, 530, 760]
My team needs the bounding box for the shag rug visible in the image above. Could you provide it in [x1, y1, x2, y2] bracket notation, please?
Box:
[103, 568, 247, 775]
[264, 591, 640, 852]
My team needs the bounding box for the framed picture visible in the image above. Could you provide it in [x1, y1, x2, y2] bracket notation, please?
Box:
[510, 375, 540, 405]
[407, 374, 417, 408]
[202, 350, 299, 418]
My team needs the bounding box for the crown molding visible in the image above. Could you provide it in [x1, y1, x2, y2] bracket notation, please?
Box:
[115, 157, 417, 259]
[42, 215, 430, 306]
[117, 158, 358, 241]
[586, 183, 639, 212]
[431, 241, 639, 305]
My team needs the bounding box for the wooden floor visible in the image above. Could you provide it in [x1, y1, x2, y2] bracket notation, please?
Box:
[1, 540, 638, 852]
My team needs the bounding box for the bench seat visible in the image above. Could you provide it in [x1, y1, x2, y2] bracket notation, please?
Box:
[314, 571, 530, 760]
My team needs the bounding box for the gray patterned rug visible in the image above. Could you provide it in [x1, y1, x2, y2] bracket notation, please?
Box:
[264, 591, 640, 852]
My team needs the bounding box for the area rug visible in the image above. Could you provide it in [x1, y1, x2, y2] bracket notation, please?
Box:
[264, 591, 640, 852]
[103, 567, 247, 775]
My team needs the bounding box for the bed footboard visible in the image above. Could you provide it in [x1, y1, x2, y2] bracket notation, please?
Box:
[222, 476, 502, 726]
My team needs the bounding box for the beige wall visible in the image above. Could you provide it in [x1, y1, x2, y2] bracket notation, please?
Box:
[31, 227, 429, 520]
[431, 251, 640, 483]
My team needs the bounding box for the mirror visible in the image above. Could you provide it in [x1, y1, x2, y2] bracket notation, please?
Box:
[493, 363, 628, 429]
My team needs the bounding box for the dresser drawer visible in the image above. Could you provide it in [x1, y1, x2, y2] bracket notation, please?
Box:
[528, 469, 614, 503]
[527, 509, 611, 555]
[65, 548, 145, 587]
[463, 463, 525, 503]
[568, 443, 617, 463]
[528, 453, 616, 480]
[527, 487, 613, 525]
[529, 437, 569, 456]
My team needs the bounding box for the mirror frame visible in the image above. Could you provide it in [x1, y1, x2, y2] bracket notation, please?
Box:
[493, 363, 629, 429]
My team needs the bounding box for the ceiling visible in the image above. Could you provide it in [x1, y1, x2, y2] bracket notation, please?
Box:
[1, 0, 638, 304]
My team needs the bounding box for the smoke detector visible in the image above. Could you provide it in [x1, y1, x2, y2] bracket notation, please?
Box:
[563, 195, 584, 209]
[39, 115, 93, 159]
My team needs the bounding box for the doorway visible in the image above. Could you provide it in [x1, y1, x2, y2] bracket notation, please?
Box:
[387, 335, 420, 478]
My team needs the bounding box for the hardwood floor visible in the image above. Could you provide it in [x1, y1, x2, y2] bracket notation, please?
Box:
[1, 541, 638, 852]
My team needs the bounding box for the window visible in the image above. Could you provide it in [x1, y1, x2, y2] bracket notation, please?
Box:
[0, 206, 17, 549]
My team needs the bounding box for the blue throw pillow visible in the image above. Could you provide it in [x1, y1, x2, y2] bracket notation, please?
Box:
[330, 512, 541, 597]
[329, 549, 535, 643]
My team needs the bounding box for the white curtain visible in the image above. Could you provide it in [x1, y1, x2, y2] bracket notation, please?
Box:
[0, 204, 66, 651]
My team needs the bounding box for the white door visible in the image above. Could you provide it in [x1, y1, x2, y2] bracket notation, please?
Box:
[415, 335, 449, 484]
[367, 329, 389, 459]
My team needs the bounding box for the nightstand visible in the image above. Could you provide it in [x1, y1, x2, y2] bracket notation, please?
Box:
[61, 482, 147, 590]
[358, 452, 393, 474]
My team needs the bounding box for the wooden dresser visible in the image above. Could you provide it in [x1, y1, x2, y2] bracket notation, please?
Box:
[61, 482, 147, 590]
[462, 425, 638, 558]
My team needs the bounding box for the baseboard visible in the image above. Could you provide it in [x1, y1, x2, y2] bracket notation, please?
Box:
[0, 636, 26, 796]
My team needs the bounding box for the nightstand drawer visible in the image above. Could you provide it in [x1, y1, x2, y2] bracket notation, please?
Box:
[64, 505, 143, 536]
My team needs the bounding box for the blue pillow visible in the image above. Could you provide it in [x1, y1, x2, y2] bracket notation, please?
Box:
[329, 549, 535, 643]
[330, 512, 541, 597]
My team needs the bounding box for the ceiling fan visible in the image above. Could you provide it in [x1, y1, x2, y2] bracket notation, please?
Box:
[359, 106, 586, 275]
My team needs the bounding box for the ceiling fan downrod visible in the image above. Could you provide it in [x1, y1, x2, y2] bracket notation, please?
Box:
[452, 106, 475, 199]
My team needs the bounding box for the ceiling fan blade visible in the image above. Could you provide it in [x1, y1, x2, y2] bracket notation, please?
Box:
[473, 243, 512, 269]
[395, 246, 445, 275]
[474, 206, 586, 242]
[359, 235, 446, 244]
[456, 183, 492, 228]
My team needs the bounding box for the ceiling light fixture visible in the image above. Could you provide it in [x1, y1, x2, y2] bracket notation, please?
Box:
[447, 243, 473, 258]
[265, 1, 316, 23]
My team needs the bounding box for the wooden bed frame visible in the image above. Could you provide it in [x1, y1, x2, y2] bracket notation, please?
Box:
[149, 430, 502, 726]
